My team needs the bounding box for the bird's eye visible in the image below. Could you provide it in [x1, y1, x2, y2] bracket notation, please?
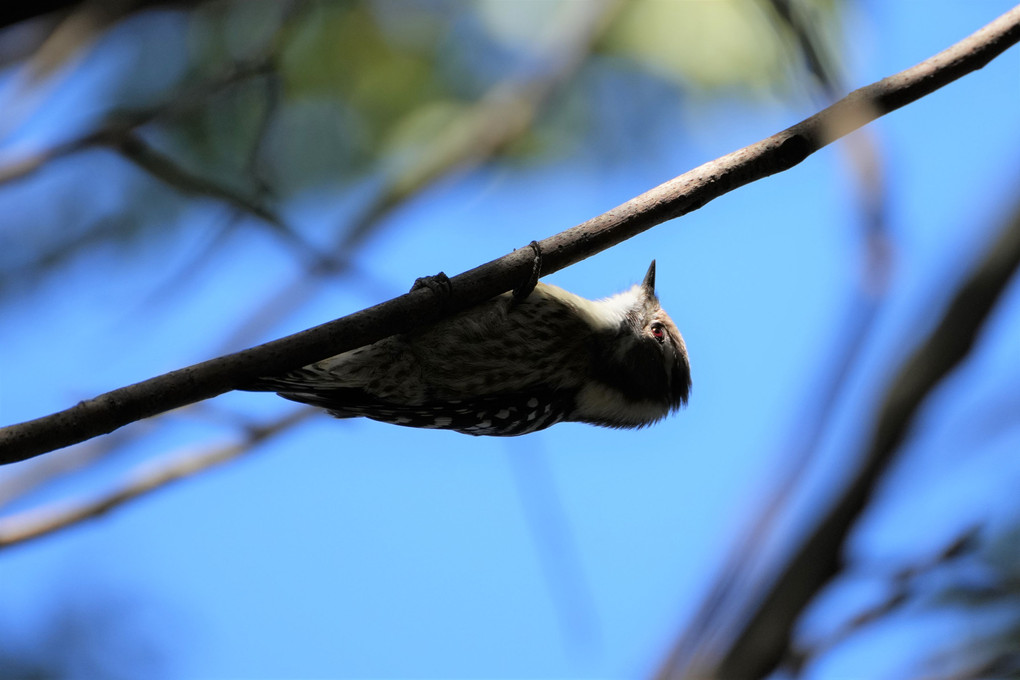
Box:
[651, 323, 665, 343]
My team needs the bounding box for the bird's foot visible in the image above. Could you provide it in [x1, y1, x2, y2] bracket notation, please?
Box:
[411, 272, 452, 312]
[512, 241, 542, 304]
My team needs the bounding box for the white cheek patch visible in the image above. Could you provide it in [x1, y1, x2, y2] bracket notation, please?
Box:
[574, 382, 668, 429]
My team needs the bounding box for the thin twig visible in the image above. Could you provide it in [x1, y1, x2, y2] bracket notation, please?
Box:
[787, 528, 980, 673]
[0, 420, 157, 510]
[505, 438, 603, 657]
[106, 129, 334, 268]
[0, 408, 315, 549]
[0, 57, 275, 186]
[2, 5, 1019, 464]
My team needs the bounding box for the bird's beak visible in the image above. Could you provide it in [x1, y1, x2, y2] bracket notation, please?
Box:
[642, 260, 656, 295]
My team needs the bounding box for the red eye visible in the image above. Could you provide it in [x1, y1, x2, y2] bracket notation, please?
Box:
[651, 323, 665, 343]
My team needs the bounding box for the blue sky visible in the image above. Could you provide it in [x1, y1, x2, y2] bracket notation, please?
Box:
[2, 2, 1020, 678]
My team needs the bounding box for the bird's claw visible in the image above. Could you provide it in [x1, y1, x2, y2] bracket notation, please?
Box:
[512, 241, 542, 304]
[411, 271, 452, 299]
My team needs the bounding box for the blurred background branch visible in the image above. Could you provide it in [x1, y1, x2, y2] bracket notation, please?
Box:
[700, 182, 1020, 680]
[0, 407, 314, 548]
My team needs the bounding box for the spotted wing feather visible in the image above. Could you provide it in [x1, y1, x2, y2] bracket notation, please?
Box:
[261, 376, 575, 436]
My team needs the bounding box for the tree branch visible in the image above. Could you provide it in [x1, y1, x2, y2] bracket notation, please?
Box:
[2, 5, 1019, 465]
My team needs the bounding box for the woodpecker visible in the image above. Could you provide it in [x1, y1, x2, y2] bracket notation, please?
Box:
[248, 260, 691, 436]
